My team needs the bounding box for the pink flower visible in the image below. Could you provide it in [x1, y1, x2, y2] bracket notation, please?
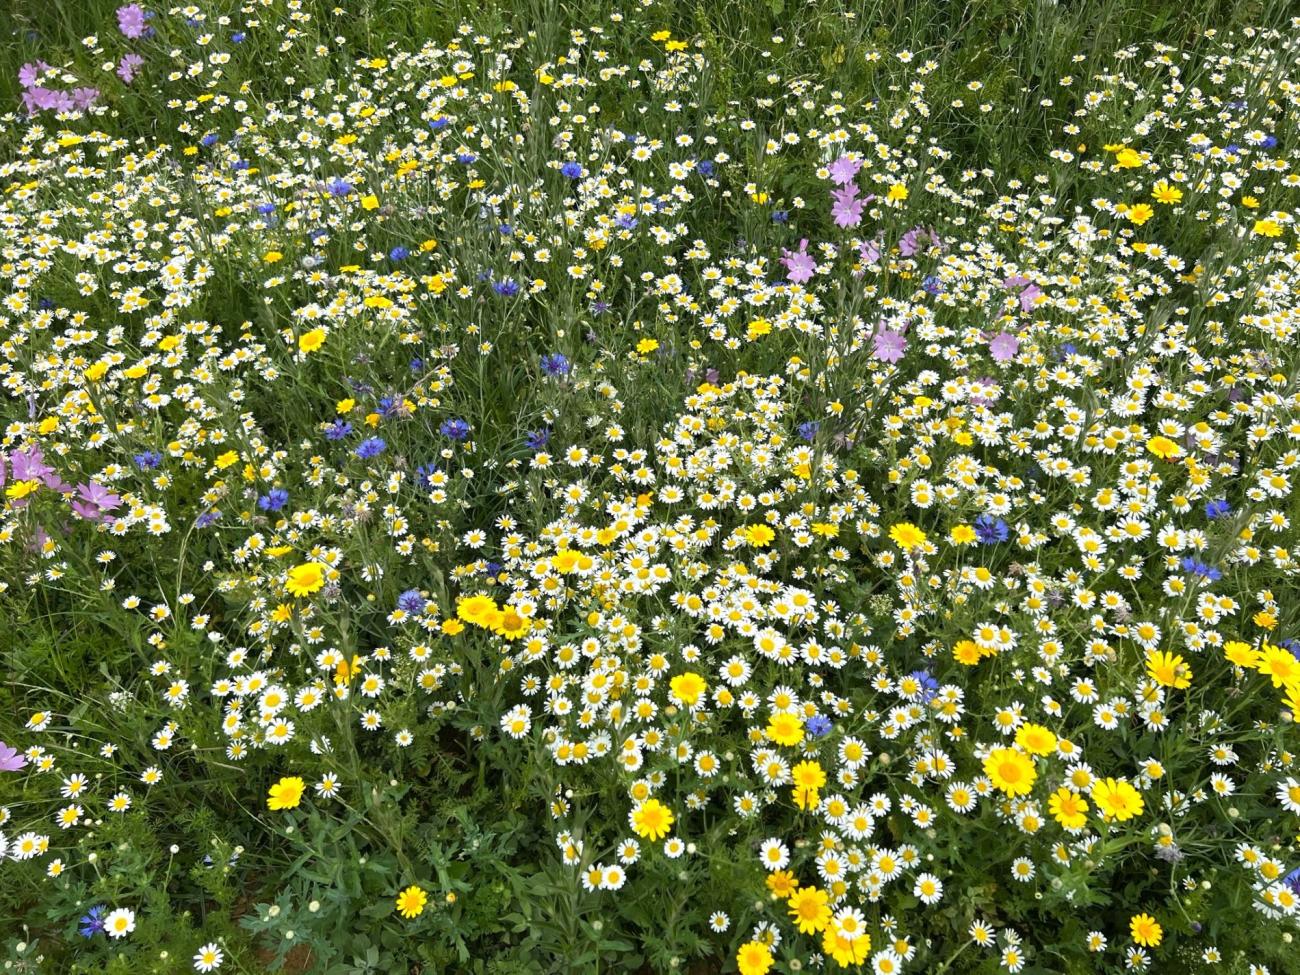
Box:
[117, 53, 144, 83]
[18, 61, 51, 89]
[117, 4, 149, 39]
[873, 323, 908, 363]
[830, 185, 863, 228]
[827, 155, 861, 186]
[780, 239, 816, 284]
[989, 332, 1020, 363]
[0, 741, 27, 773]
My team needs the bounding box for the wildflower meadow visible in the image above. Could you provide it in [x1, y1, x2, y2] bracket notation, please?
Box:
[4, 0, 1300, 972]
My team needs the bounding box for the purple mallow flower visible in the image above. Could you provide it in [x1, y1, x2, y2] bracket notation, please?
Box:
[117, 4, 149, 39]
[872, 325, 907, 364]
[827, 155, 861, 186]
[780, 239, 816, 284]
[989, 332, 1020, 363]
[0, 741, 27, 772]
[117, 53, 145, 83]
[70, 481, 122, 522]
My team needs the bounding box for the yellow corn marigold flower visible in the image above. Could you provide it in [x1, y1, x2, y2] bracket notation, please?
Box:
[629, 798, 674, 841]
[736, 941, 773, 975]
[361, 194, 379, 210]
[456, 594, 500, 627]
[743, 524, 776, 547]
[635, 338, 659, 354]
[395, 885, 428, 919]
[1114, 147, 1143, 168]
[788, 885, 832, 934]
[1015, 723, 1057, 756]
[1151, 181, 1183, 204]
[669, 672, 707, 708]
[298, 328, 326, 354]
[1048, 787, 1089, 831]
[284, 562, 326, 597]
[1126, 203, 1155, 225]
[1256, 644, 1300, 686]
[1091, 777, 1144, 822]
[983, 747, 1037, 796]
[766, 712, 805, 747]
[267, 776, 305, 810]
[759, 871, 794, 900]
[1252, 218, 1282, 237]
[1130, 913, 1162, 947]
[888, 522, 926, 551]
[1145, 435, 1182, 460]
[949, 524, 976, 545]
[953, 639, 983, 666]
[1146, 650, 1192, 688]
[1224, 641, 1259, 668]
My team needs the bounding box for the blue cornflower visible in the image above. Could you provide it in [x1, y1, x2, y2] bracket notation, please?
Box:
[771, 210, 789, 223]
[79, 906, 106, 938]
[231, 159, 250, 171]
[1225, 144, 1241, 155]
[591, 301, 610, 314]
[440, 418, 471, 441]
[396, 589, 426, 613]
[493, 279, 519, 297]
[1059, 343, 1077, 358]
[797, 421, 820, 442]
[922, 275, 942, 295]
[257, 202, 275, 214]
[806, 715, 832, 738]
[389, 246, 409, 261]
[974, 514, 1009, 544]
[615, 213, 638, 230]
[38, 298, 55, 310]
[499, 223, 513, 236]
[429, 116, 450, 130]
[540, 353, 571, 377]
[355, 437, 386, 459]
[1284, 865, 1300, 895]
[1281, 640, 1300, 663]
[1205, 499, 1231, 519]
[195, 510, 219, 528]
[415, 462, 440, 488]
[484, 560, 503, 577]
[133, 450, 162, 469]
[326, 178, 353, 196]
[526, 428, 550, 450]
[200, 133, 219, 147]
[324, 420, 353, 441]
[907, 669, 940, 703]
[696, 160, 714, 176]
[1179, 556, 1222, 581]
[456, 152, 476, 165]
[232, 31, 246, 42]
[258, 488, 289, 512]
[409, 357, 424, 372]
[1261, 134, 1278, 149]
[560, 161, 582, 178]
